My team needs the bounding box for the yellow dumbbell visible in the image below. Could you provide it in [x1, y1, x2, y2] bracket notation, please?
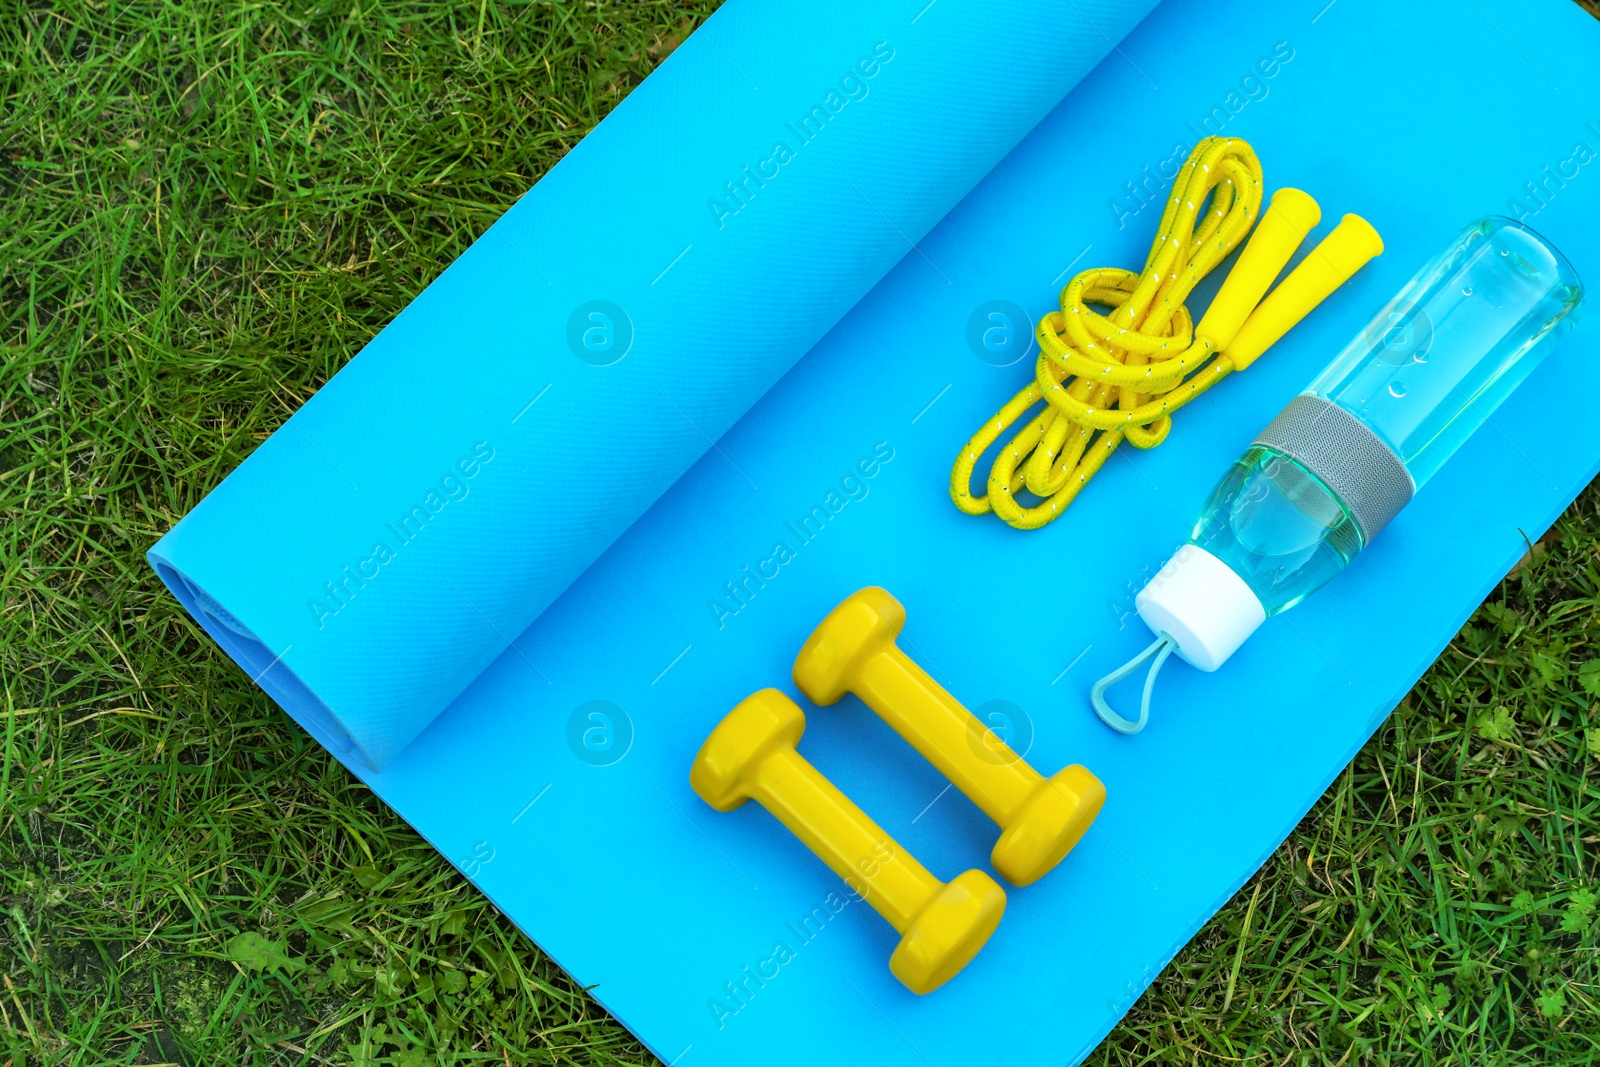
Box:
[793, 588, 1105, 887]
[690, 689, 1006, 994]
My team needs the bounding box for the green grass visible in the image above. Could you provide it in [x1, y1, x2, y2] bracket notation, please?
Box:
[1, 1, 1597, 1063]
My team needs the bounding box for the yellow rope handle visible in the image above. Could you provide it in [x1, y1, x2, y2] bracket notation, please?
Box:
[948, 136, 1353, 531]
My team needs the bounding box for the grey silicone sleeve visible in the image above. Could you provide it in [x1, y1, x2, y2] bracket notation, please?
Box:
[1252, 394, 1415, 544]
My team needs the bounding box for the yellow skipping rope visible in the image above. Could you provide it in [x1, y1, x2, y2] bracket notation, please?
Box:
[950, 136, 1384, 530]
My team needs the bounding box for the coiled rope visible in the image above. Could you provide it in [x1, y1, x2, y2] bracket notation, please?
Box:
[950, 136, 1264, 530]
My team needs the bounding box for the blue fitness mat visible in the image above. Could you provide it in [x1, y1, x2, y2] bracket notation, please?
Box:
[151, 0, 1600, 1063]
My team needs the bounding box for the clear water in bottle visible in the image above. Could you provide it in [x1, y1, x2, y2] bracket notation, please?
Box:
[1190, 445, 1362, 615]
[1185, 217, 1580, 618]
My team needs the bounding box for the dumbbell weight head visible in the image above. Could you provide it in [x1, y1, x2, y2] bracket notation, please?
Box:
[689, 689, 806, 811]
[993, 766, 1106, 887]
[792, 586, 905, 706]
[892, 869, 1007, 995]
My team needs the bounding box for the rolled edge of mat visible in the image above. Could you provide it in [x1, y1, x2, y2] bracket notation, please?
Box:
[149, 553, 380, 770]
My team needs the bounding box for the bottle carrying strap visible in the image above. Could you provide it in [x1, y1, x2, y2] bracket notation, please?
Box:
[1090, 633, 1178, 735]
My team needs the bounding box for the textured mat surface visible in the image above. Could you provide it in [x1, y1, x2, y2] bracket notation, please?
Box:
[149, 0, 1161, 770]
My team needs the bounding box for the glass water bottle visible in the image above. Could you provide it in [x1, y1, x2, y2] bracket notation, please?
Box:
[1138, 217, 1582, 674]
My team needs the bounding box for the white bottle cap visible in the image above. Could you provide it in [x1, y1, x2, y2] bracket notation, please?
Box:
[1135, 544, 1266, 672]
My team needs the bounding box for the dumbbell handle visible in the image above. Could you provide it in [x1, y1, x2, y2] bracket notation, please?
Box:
[852, 647, 1042, 825]
[747, 745, 941, 933]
